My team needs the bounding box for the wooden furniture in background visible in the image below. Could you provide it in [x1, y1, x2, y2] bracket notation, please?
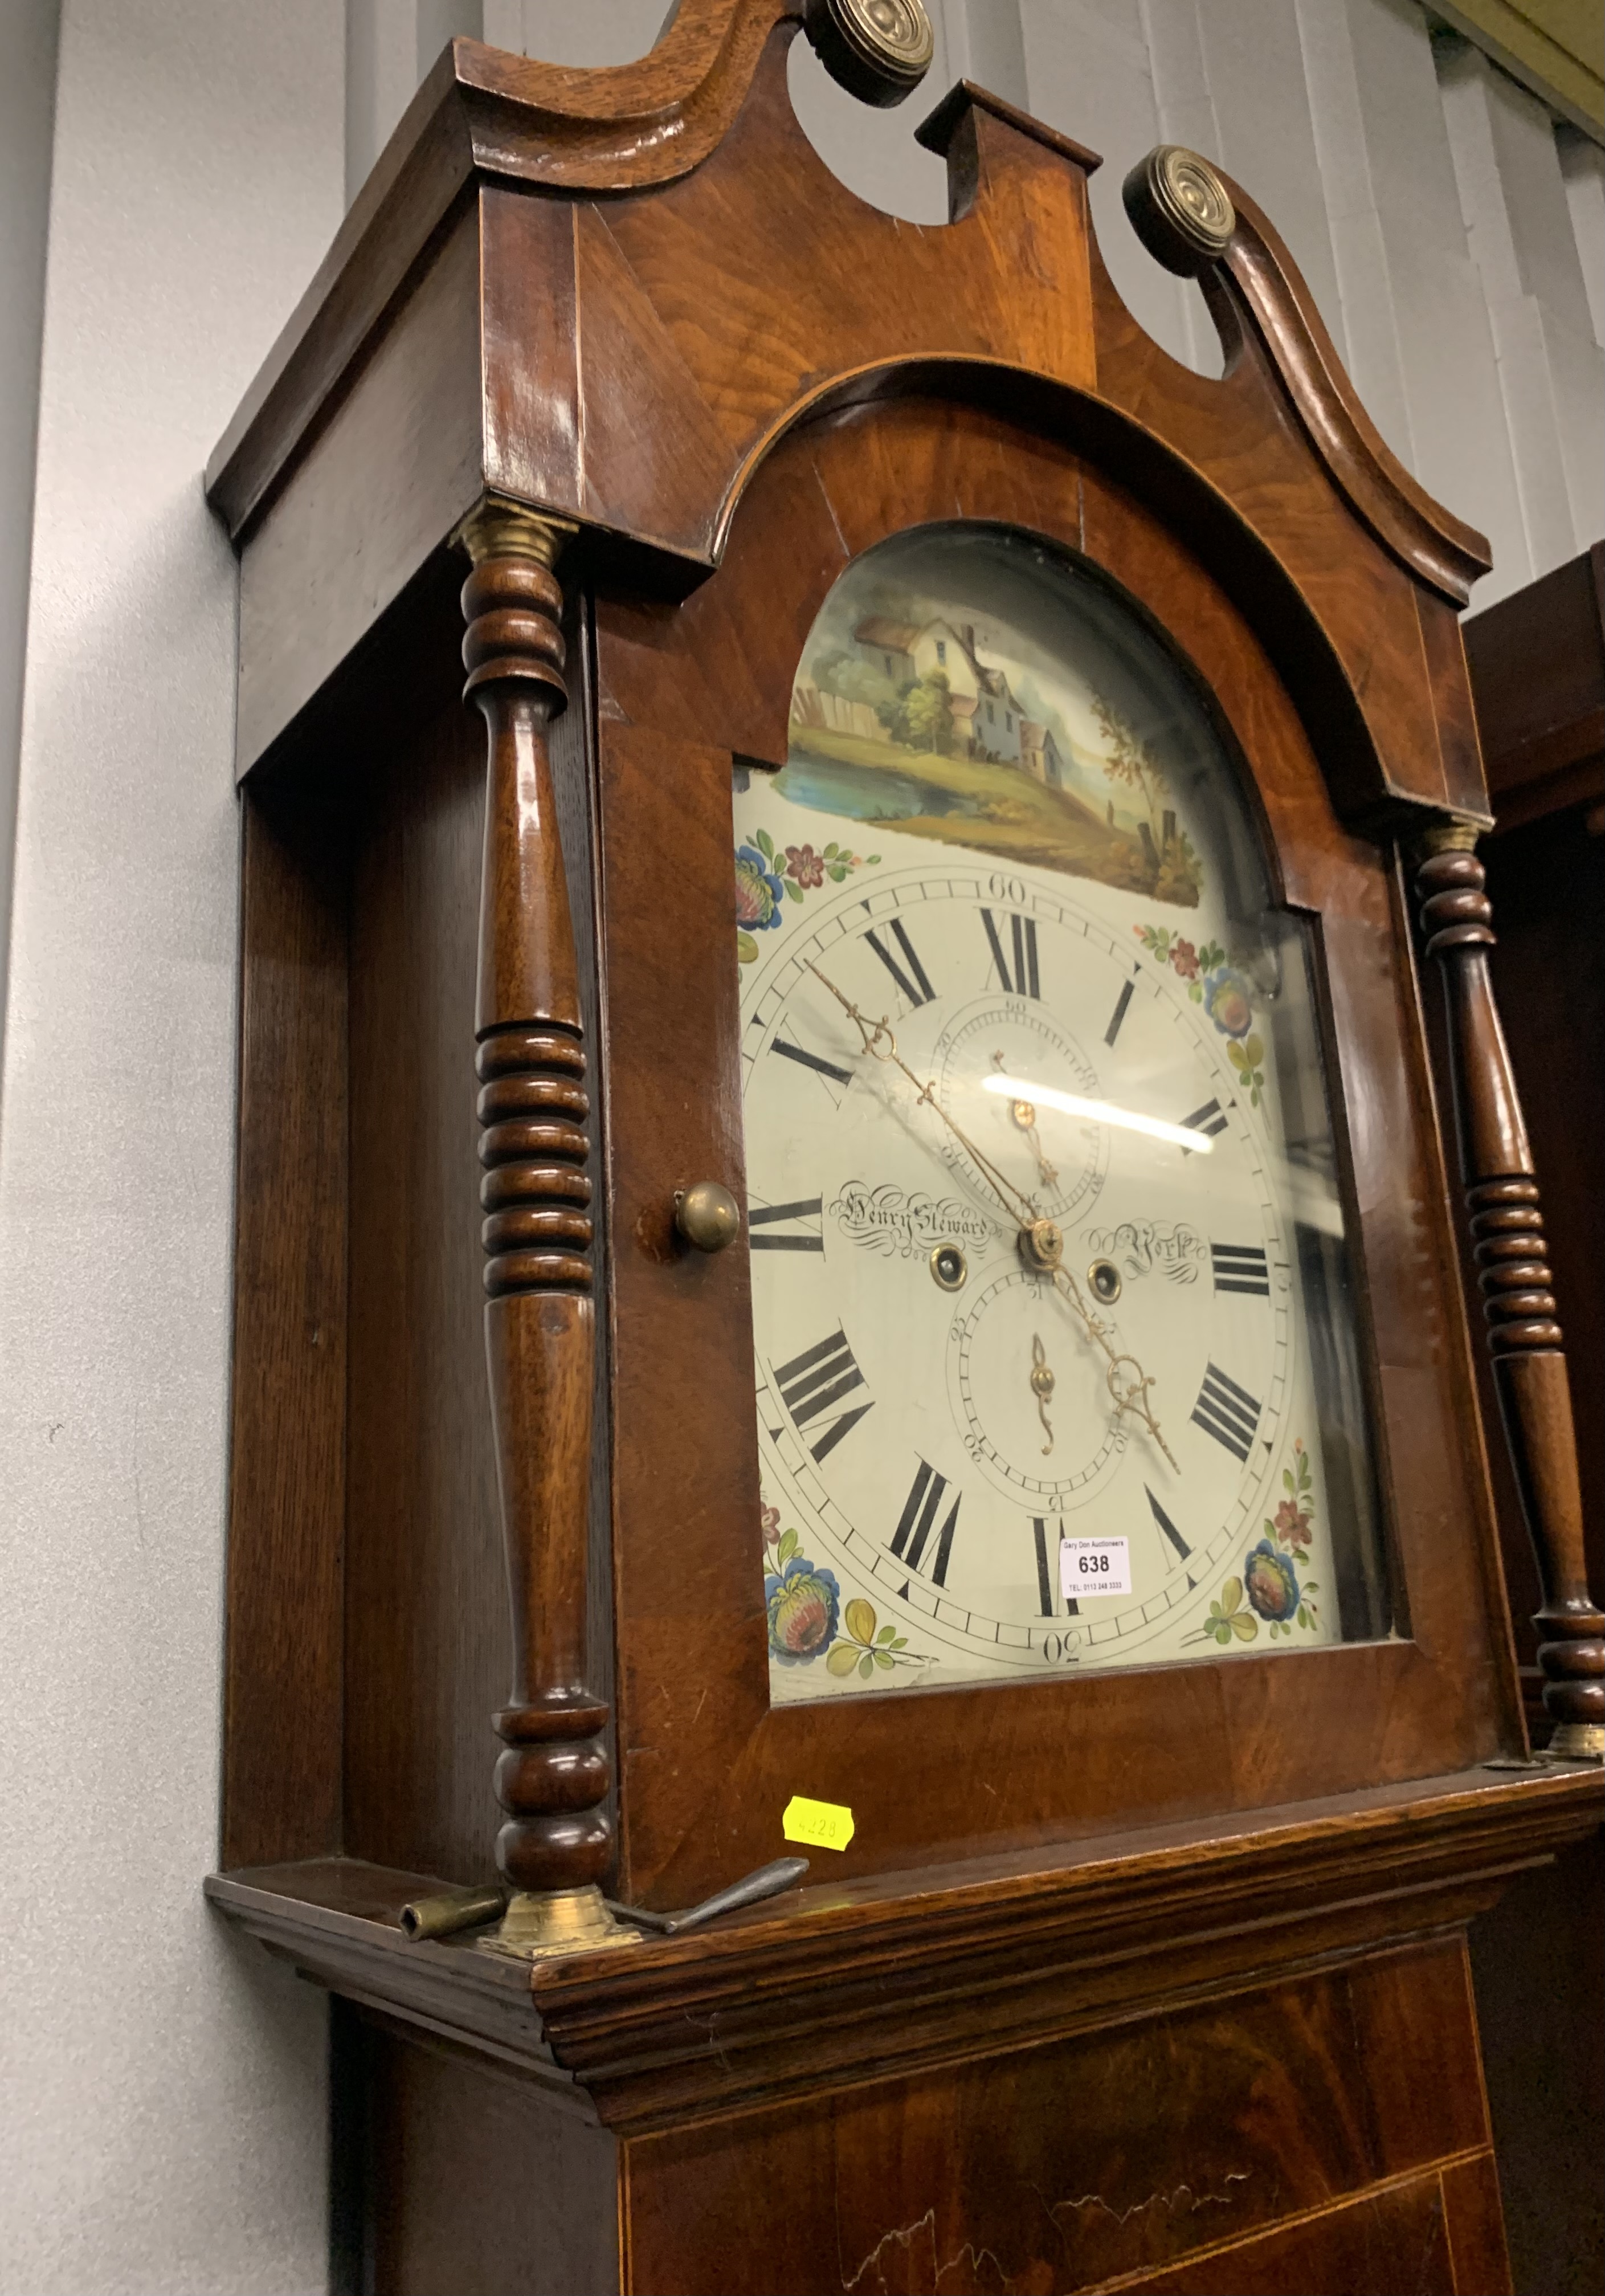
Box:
[1460, 546, 1605, 1727]
[201, 4, 1603, 2288]
[1460, 545, 1605, 2296]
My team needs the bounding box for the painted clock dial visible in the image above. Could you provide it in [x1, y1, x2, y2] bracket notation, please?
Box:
[733, 524, 1388, 1702]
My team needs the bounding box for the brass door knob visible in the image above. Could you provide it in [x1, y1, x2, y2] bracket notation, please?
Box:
[674, 1181, 741, 1253]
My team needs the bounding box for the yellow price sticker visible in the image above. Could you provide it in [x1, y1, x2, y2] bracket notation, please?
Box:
[782, 1795, 856, 1852]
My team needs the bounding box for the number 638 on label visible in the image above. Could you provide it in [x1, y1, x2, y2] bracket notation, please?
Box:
[1060, 1536, 1133, 1597]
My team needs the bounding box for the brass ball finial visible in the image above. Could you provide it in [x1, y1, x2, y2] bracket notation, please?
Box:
[1123, 145, 1237, 276]
[803, 0, 934, 109]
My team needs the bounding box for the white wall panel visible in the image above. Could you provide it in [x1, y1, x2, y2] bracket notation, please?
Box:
[0, 1, 346, 2286]
[1304, 0, 1528, 596]
[1019, 0, 1200, 368]
[1440, 36, 1605, 581]
[1294, 0, 1415, 463]
[1558, 128, 1605, 348]
[347, 0, 483, 199]
[0, 0, 59, 1071]
[1190, 1, 1347, 353]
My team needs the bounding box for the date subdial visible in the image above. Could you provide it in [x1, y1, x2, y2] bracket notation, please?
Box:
[934, 1001, 1108, 1227]
[949, 1267, 1128, 1507]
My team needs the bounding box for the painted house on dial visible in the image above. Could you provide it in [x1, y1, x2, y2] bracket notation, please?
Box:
[854, 614, 1042, 766]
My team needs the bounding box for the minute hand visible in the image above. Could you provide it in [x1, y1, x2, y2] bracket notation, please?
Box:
[804, 961, 1177, 1470]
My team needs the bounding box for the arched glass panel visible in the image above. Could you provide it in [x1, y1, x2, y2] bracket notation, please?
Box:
[733, 523, 1389, 1702]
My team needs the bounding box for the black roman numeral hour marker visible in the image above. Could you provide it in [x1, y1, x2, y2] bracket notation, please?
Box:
[748, 1198, 824, 1253]
[891, 1460, 960, 1586]
[771, 1034, 853, 1090]
[1033, 1516, 1079, 1616]
[774, 1329, 873, 1461]
[1104, 974, 1136, 1047]
[1211, 1242, 1270, 1296]
[981, 910, 1039, 998]
[1181, 1097, 1229, 1141]
[1191, 1363, 1262, 1462]
[1146, 1485, 1192, 1565]
[864, 919, 936, 1007]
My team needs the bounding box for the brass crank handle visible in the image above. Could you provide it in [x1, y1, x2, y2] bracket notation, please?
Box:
[402, 1857, 812, 1943]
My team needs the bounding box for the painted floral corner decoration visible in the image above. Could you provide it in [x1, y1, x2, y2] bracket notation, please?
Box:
[827, 1597, 924, 1681]
[1136, 924, 1266, 1107]
[736, 828, 879, 965]
[1189, 1439, 1322, 1647]
[761, 1503, 930, 1678]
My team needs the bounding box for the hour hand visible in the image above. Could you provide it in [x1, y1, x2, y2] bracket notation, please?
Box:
[1043, 1259, 1179, 1474]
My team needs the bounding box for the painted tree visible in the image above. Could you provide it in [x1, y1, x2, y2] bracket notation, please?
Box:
[902, 668, 953, 754]
[1091, 690, 1169, 850]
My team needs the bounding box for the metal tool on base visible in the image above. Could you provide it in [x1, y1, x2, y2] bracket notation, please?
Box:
[401, 1856, 810, 1945]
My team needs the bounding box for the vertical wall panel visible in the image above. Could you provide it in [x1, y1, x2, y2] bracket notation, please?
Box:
[0, 2, 346, 2287]
[1305, 0, 1529, 594]
[1295, 0, 1419, 466]
[1440, 38, 1604, 589]
[1019, 0, 1200, 368]
[1558, 128, 1605, 348]
[1178, 0, 1349, 358]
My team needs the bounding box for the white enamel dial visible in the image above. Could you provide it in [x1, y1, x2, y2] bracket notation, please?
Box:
[737, 522, 1378, 1700]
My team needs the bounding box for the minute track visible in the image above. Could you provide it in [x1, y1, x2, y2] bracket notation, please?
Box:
[740, 855, 1299, 1685]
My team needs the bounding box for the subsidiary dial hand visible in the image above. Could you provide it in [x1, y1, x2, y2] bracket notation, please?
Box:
[1030, 1332, 1055, 1454]
[993, 1051, 1058, 1192]
[806, 961, 1178, 1470]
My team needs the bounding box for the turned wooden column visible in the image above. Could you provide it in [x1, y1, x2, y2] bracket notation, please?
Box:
[457, 497, 639, 1955]
[1415, 824, 1604, 1760]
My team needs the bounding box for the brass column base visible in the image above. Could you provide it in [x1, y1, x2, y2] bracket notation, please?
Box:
[1545, 1722, 1605, 1764]
[476, 1883, 644, 1961]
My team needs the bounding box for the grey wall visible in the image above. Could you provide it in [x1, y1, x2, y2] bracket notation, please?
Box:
[0, 0, 60, 1079]
[0, 3, 344, 2292]
[0, 4, 1598, 2292]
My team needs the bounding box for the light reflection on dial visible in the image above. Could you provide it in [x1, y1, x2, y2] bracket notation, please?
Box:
[934, 1001, 1108, 1226]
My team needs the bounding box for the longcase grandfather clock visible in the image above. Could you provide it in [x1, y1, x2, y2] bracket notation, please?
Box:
[205, 3, 1604, 2289]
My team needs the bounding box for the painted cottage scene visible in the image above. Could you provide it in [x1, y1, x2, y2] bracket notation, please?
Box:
[779, 541, 1203, 906]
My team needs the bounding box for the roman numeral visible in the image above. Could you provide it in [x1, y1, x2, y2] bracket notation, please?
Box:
[981, 910, 1039, 998]
[1191, 1363, 1261, 1462]
[891, 1460, 961, 1587]
[748, 1198, 824, 1253]
[864, 919, 936, 1007]
[771, 1034, 853, 1094]
[774, 1328, 873, 1461]
[1104, 974, 1136, 1047]
[1211, 1242, 1269, 1296]
[1033, 1516, 1079, 1617]
[1181, 1097, 1229, 1141]
[1146, 1485, 1192, 1567]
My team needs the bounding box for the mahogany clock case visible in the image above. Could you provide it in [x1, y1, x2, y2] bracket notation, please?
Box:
[224, 405, 1516, 1914]
[594, 391, 1514, 1903]
[203, 15, 1605, 2294]
[214, 23, 1543, 1917]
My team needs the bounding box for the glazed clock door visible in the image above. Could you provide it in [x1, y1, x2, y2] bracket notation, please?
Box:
[733, 523, 1389, 1701]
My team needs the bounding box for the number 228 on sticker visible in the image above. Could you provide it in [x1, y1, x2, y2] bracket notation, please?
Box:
[1060, 1536, 1132, 1597]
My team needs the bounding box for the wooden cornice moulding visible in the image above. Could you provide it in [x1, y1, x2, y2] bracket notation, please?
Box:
[206, 0, 795, 539]
[1123, 146, 1492, 609]
[213, 37, 1497, 832]
[206, 1765, 1602, 2132]
[1214, 182, 1492, 609]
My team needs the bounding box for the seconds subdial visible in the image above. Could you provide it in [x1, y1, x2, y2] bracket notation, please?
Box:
[934, 1000, 1107, 1226]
